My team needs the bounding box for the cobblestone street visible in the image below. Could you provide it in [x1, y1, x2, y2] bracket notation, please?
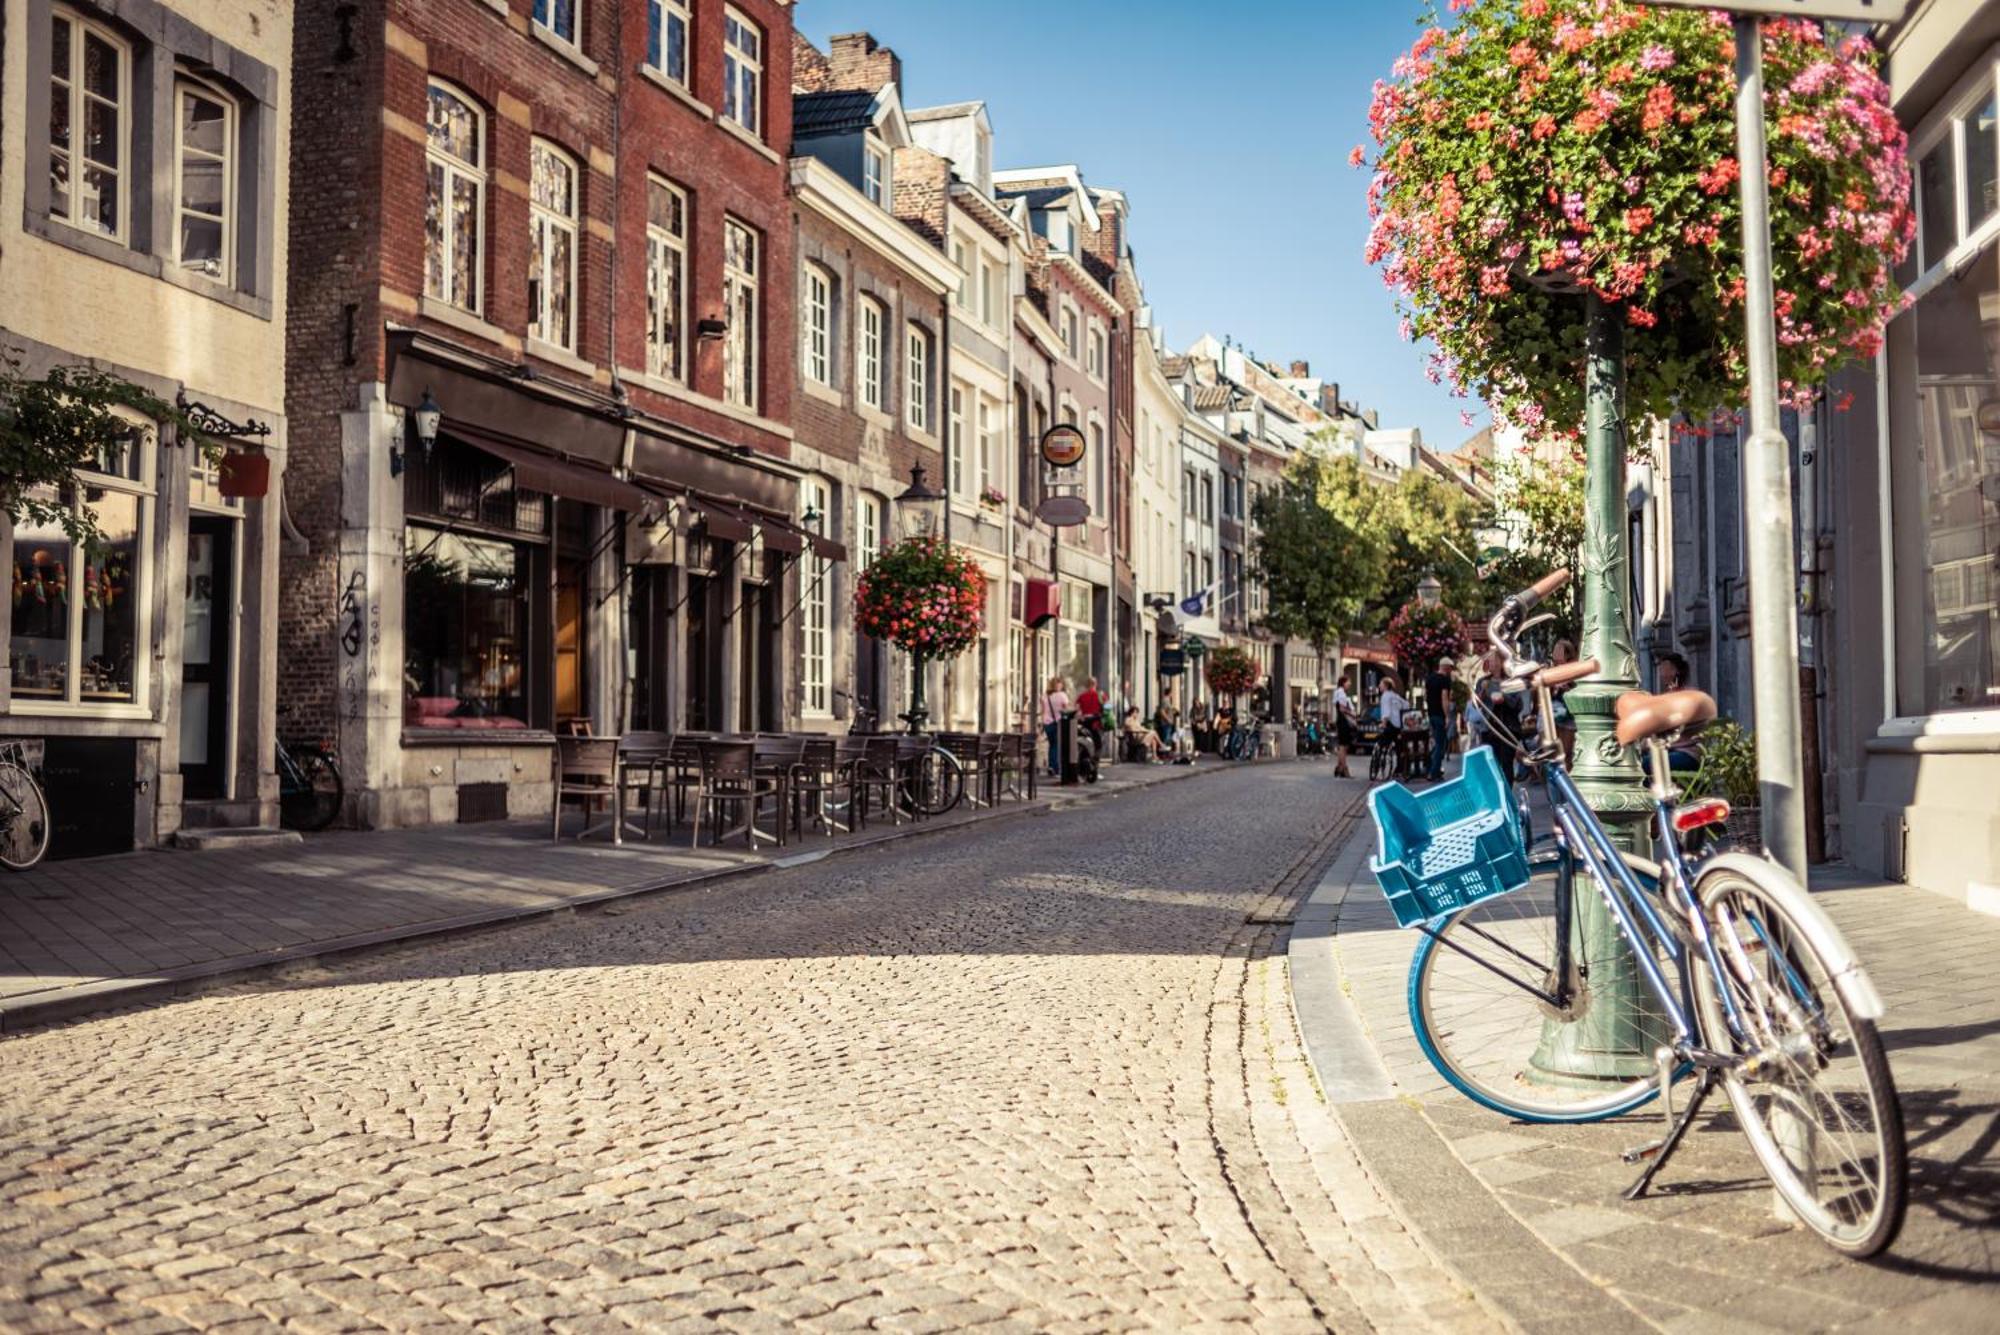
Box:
[0, 765, 1492, 1333]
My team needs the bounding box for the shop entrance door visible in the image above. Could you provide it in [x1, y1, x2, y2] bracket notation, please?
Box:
[180, 518, 233, 800]
[555, 557, 587, 730]
[684, 570, 720, 731]
[627, 565, 671, 731]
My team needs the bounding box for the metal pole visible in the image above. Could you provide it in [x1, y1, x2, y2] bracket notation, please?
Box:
[1733, 14, 1810, 884]
[1531, 291, 1664, 1082]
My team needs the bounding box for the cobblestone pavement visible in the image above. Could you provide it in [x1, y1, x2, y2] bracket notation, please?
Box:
[0, 763, 1498, 1332]
[1301, 823, 2000, 1333]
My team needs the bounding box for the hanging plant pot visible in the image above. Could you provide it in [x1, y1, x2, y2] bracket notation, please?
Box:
[217, 450, 270, 498]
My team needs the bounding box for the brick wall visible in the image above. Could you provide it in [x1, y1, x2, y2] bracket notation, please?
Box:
[891, 146, 950, 251]
[826, 32, 899, 95]
[793, 31, 832, 93]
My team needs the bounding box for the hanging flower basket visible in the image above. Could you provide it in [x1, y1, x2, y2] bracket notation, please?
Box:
[853, 535, 987, 662]
[1204, 643, 1261, 698]
[1358, 0, 1913, 435]
[217, 450, 270, 498]
[1387, 599, 1468, 674]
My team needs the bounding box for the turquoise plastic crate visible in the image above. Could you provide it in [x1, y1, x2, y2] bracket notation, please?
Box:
[1368, 746, 1531, 928]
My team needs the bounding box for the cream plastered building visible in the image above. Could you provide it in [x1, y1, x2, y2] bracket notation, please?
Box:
[1, 0, 292, 854]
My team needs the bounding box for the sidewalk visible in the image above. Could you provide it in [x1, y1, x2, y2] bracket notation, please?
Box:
[0, 754, 1224, 1032]
[1291, 826, 2000, 1331]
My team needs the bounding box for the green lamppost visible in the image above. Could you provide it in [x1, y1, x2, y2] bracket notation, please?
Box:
[1529, 295, 1663, 1082]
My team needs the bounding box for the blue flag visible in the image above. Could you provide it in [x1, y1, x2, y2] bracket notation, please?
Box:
[1180, 588, 1211, 617]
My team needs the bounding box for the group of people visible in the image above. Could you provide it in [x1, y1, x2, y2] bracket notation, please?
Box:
[1038, 675, 1200, 778]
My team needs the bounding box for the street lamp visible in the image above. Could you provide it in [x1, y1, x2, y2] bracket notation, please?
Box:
[893, 462, 946, 734]
[394, 387, 442, 477]
[895, 462, 944, 538]
[1417, 572, 1443, 609]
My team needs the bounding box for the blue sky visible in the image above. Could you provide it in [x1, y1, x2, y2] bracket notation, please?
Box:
[797, 0, 1475, 450]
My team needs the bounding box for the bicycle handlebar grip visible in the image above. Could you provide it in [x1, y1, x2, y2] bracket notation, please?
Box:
[1516, 568, 1571, 612]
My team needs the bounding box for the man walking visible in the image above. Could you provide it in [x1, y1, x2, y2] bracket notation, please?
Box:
[1424, 656, 1455, 782]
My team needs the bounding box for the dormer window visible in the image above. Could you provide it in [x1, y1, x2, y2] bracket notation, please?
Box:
[863, 141, 890, 206]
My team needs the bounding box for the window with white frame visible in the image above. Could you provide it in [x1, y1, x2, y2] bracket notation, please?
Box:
[1089, 420, 1106, 511]
[645, 176, 687, 382]
[1087, 321, 1105, 380]
[1914, 57, 2000, 278]
[801, 476, 832, 715]
[532, 0, 580, 47]
[528, 139, 578, 350]
[857, 491, 885, 568]
[645, 0, 690, 86]
[979, 258, 998, 327]
[174, 76, 236, 279]
[802, 263, 834, 385]
[863, 141, 889, 206]
[858, 296, 887, 411]
[722, 7, 763, 138]
[724, 217, 759, 408]
[977, 396, 997, 494]
[952, 237, 974, 312]
[906, 323, 931, 432]
[1061, 304, 1079, 360]
[49, 7, 129, 240]
[425, 80, 484, 312]
[949, 385, 967, 495]
[8, 420, 154, 712]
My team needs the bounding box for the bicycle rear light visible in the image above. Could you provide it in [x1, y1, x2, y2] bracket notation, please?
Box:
[1672, 797, 1731, 833]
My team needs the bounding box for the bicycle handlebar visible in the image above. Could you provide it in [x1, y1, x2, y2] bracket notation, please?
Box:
[1514, 568, 1570, 613]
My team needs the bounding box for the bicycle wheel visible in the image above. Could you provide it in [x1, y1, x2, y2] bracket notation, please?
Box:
[901, 748, 964, 817]
[0, 763, 51, 871]
[1691, 855, 1906, 1257]
[1409, 857, 1676, 1122]
[1367, 741, 1391, 783]
[280, 745, 344, 832]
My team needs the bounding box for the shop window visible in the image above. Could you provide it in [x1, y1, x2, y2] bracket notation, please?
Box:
[174, 76, 235, 279]
[723, 217, 759, 409]
[404, 528, 537, 729]
[425, 80, 484, 313]
[645, 0, 689, 85]
[722, 7, 762, 138]
[528, 139, 578, 351]
[801, 477, 832, 716]
[646, 175, 687, 382]
[1058, 577, 1094, 690]
[49, 6, 129, 241]
[1910, 238, 2000, 712]
[9, 430, 154, 712]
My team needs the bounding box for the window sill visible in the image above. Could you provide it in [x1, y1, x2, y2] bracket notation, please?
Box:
[402, 726, 558, 747]
[530, 23, 600, 78]
[718, 116, 782, 166]
[479, 0, 508, 15]
[638, 65, 713, 118]
[23, 211, 271, 318]
[857, 403, 895, 430]
[802, 377, 844, 407]
[616, 364, 796, 440]
[420, 297, 517, 350]
[526, 335, 601, 381]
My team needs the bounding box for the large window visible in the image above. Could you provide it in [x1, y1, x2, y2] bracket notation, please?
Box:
[858, 297, 887, 411]
[1914, 59, 2000, 276]
[646, 0, 690, 85]
[723, 7, 763, 138]
[906, 324, 931, 432]
[532, 0, 579, 48]
[49, 7, 129, 241]
[980, 258, 999, 328]
[1058, 577, 1094, 690]
[175, 77, 235, 279]
[528, 140, 578, 351]
[724, 218, 759, 409]
[425, 81, 484, 312]
[952, 237, 974, 313]
[9, 428, 153, 712]
[801, 477, 832, 716]
[1087, 321, 1106, 380]
[977, 396, 998, 496]
[857, 491, 885, 568]
[802, 263, 834, 386]
[646, 175, 687, 382]
[404, 529, 535, 727]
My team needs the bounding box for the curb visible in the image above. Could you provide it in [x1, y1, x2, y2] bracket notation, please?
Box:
[1284, 820, 1654, 1335]
[0, 756, 1241, 1035]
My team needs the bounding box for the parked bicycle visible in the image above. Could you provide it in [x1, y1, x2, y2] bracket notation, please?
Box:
[277, 734, 343, 832]
[1220, 717, 1264, 762]
[839, 700, 966, 817]
[1369, 569, 1906, 1257]
[0, 740, 51, 871]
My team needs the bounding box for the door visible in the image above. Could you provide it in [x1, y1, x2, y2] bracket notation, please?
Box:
[180, 519, 232, 800]
[555, 556, 586, 729]
[684, 570, 719, 731]
[626, 565, 671, 731]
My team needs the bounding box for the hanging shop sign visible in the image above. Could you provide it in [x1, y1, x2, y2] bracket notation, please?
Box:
[1036, 494, 1090, 527]
[1039, 422, 1086, 469]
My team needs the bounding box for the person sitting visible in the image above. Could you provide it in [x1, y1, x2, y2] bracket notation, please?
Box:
[1121, 707, 1165, 762]
[1654, 651, 1702, 774]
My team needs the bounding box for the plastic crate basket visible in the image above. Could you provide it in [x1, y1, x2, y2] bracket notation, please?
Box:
[1368, 746, 1531, 928]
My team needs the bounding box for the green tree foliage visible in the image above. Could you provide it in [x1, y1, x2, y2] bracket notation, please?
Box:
[1486, 453, 1587, 638]
[1368, 467, 1492, 625]
[1251, 450, 1384, 650]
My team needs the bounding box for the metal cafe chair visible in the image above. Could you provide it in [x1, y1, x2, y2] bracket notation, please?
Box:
[553, 737, 624, 843]
[788, 736, 853, 838]
[690, 740, 780, 849]
[853, 736, 904, 829]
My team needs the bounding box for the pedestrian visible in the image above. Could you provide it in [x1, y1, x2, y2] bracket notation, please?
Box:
[1042, 676, 1069, 777]
[1331, 671, 1359, 778]
[1473, 650, 1522, 782]
[1076, 676, 1106, 764]
[1653, 651, 1701, 773]
[1549, 638, 1579, 764]
[1190, 699, 1212, 753]
[1424, 655, 1455, 782]
[1121, 707, 1165, 762]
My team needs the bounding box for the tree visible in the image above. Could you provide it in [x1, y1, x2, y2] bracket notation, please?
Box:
[1487, 452, 1586, 638]
[1251, 450, 1385, 652]
[1368, 467, 1493, 625]
[2, 351, 214, 547]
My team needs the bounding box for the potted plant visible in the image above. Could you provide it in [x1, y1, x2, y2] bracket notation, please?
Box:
[979, 484, 1007, 511]
[1204, 643, 1261, 705]
[1689, 718, 1759, 848]
[853, 535, 987, 729]
[1386, 598, 1466, 681]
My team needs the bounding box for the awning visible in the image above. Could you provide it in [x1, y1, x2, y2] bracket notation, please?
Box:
[806, 532, 846, 562]
[389, 339, 625, 469]
[446, 428, 667, 516]
[752, 513, 807, 555]
[685, 496, 754, 543]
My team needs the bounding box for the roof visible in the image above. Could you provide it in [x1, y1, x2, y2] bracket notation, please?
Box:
[996, 184, 1074, 211]
[1160, 356, 1189, 378]
[1191, 384, 1235, 411]
[792, 89, 879, 137]
[907, 100, 983, 122]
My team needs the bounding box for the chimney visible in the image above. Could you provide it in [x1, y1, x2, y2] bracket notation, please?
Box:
[1289, 360, 1310, 378]
[828, 32, 901, 96]
[891, 146, 951, 250]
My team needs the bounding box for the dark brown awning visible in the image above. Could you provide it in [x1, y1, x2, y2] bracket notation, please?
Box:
[388, 340, 625, 468]
[753, 515, 807, 555]
[685, 497, 754, 543]
[628, 432, 795, 513]
[446, 429, 666, 516]
[806, 532, 847, 563]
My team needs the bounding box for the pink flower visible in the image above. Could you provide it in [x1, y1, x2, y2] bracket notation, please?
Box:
[1348, 144, 1366, 168]
[1459, 410, 1476, 428]
[1639, 44, 1675, 72]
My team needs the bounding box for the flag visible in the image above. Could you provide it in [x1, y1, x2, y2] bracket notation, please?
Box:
[1180, 585, 1214, 618]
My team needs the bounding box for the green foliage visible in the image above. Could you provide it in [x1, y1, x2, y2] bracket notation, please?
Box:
[1, 350, 217, 547]
[1368, 466, 1493, 624]
[1485, 452, 1586, 636]
[1251, 449, 1384, 649]
[1690, 718, 1759, 806]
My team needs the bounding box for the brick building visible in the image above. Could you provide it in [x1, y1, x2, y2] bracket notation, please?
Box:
[282, 0, 806, 829]
[2, 0, 294, 855]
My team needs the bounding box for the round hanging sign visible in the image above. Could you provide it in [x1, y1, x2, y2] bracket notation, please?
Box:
[1039, 422, 1086, 469]
[1036, 494, 1090, 527]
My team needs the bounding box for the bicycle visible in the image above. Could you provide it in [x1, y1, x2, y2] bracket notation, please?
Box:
[0, 741, 51, 871]
[1370, 568, 1906, 1257]
[277, 735, 343, 832]
[840, 702, 966, 818]
[1221, 719, 1263, 762]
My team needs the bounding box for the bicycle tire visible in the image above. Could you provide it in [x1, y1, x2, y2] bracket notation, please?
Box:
[1690, 855, 1907, 1257]
[280, 745, 344, 832]
[0, 763, 51, 871]
[1367, 742, 1392, 784]
[901, 747, 964, 817]
[1408, 858, 1676, 1123]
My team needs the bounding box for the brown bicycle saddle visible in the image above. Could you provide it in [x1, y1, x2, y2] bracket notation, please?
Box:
[1613, 689, 1718, 745]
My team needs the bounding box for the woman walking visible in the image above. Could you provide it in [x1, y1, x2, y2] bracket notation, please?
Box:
[1041, 676, 1070, 778]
